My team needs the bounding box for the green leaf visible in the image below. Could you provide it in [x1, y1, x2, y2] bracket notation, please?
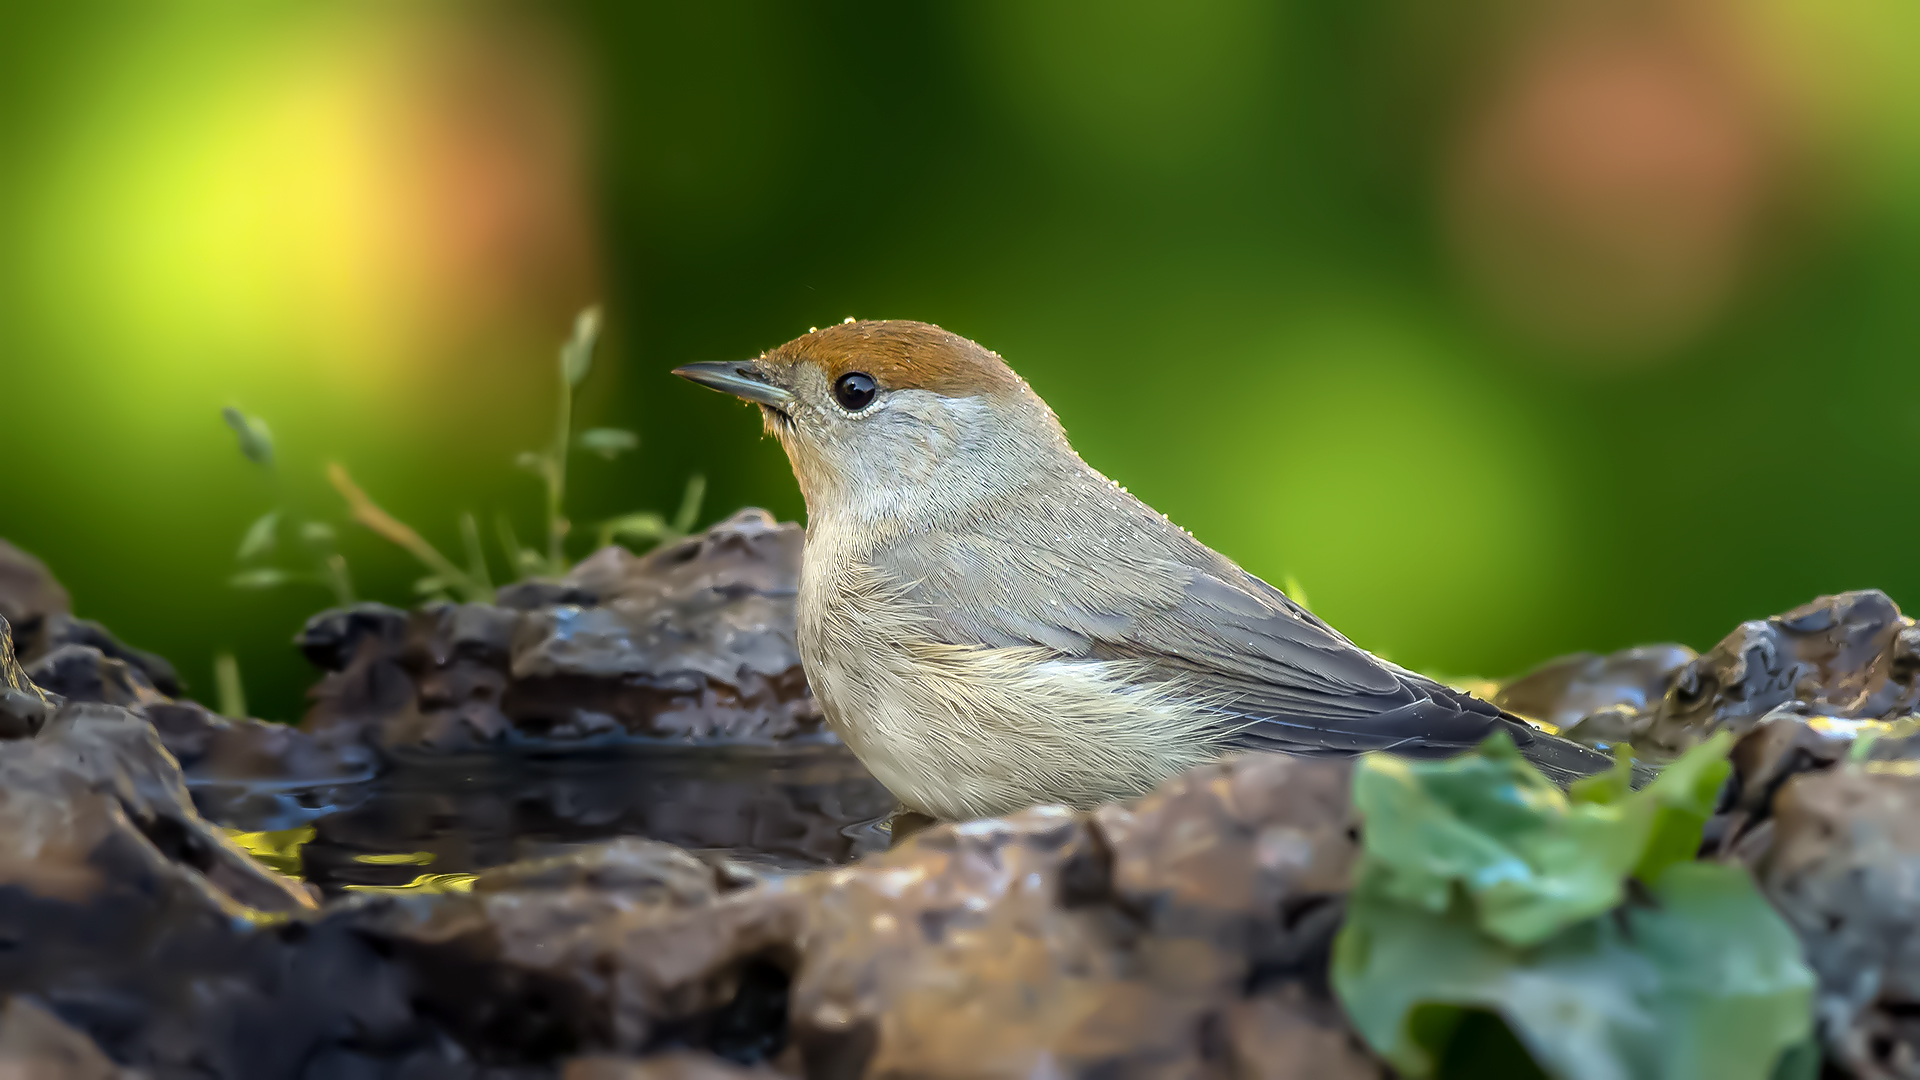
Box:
[597, 511, 669, 550]
[576, 427, 639, 460]
[221, 407, 274, 467]
[1351, 733, 1737, 948]
[1334, 863, 1814, 1080]
[229, 568, 292, 589]
[1568, 744, 1636, 806]
[236, 510, 279, 560]
[515, 451, 547, 475]
[1281, 573, 1312, 613]
[299, 520, 337, 546]
[1632, 730, 1733, 883]
[559, 305, 602, 387]
[1351, 733, 1646, 945]
[413, 575, 448, 595]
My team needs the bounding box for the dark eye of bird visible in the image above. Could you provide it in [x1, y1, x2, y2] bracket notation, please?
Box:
[834, 371, 878, 411]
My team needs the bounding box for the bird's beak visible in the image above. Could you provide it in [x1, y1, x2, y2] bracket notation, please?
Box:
[671, 360, 796, 409]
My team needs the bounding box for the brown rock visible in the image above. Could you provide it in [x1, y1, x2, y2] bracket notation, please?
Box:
[1504, 591, 1920, 758]
[0, 997, 139, 1080]
[1644, 591, 1920, 755]
[0, 539, 70, 631]
[0, 615, 55, 739]
[300, 510, 829, 756]
[777, 754, 1364, 1078]
[334, 755, 1373, 1077]
[1496, 644, 1696, 736]
[563, 1051, 785, 1080]
[1752, 764, 1920, 1078]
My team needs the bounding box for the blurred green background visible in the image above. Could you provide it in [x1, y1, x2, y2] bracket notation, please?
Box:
[2, 1, 1917, 721]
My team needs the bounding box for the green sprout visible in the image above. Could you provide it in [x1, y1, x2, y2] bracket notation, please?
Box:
[512, 306, 621, 576]
[212, 649, 247, 718]
[223, 406, 357, 607]
[223, 305, 706, 612]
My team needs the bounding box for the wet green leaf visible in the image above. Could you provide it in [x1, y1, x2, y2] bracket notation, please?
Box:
[1631, 731, 1733, 883]
[1351, 732, 1647, 945]
[1335, 863, 1814, 1080]
[1337, 734, 1807, 1080]
[228, 568, 291, 589]
[299, 520, 337, 545]
[236, 510, 278, 560]
[577, 427, 638, 459]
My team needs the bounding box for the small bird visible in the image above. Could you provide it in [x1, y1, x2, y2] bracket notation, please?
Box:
[676, 320, 1612, 819]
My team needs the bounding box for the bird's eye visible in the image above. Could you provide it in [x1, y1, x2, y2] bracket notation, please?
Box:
[834, 372, 878, 411]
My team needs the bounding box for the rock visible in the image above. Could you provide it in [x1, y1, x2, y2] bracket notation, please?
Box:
[0, 688, 502, 1078]
[339, 754, 1378, 1077]
[562, 1052, 781, 1080]
[0, 997, 139, 1080]
[1644, 591, 1920, 754]
[0, 538, 71, 630]
[1502, 591, 1920, 758]
[300, 510, 828, 756]
[774, 755, 1373, 1079]
[2, 613, 180, 702]
[1, 614, 56, 739]
[24, 645, 167, 711]
[0, 702, 319, 915]
[1751, 762, 1920, 1079]
[0, 684, 1385, 1078]
[1495, 644, 1695, 736]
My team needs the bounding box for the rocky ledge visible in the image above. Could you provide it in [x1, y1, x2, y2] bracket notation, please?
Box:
[9, 518, 1920, 1077]
[298, 509, 824, 757]
[0, 510, 827, 791]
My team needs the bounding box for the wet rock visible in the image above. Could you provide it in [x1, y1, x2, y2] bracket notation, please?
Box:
[3, 691, 1382, 1078]
[1495, 644, 1695, 735]
[1644, 591, 1920, 754]
[773, 755, 1374, 1079]
[1501, 591, 1920, 759]
[0, 687, 500, 1078]
[300, 510, 828, 757]
[15, 616, 181, 701]
[1, 615, 56, 739]
[562, 1052, 781, 1080]
[0, 702, 318, 916]
[0, 538, 71, 631]
[25, 645, 168, 711]
[350, 754, 1378, 1077]
[0, 997, 138, 1080]
[1751, 762, 1920, 1079]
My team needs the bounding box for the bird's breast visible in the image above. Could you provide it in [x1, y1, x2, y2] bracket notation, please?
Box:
[792, 549, 1230, 819]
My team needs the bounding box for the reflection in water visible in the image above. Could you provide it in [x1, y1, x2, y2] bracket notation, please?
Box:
[200, 744, 898, 895]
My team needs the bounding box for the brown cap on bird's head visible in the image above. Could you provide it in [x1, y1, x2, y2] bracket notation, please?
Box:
[760, 320, 1025, 399]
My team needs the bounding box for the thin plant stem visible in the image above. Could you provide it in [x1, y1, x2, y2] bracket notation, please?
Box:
[547, 364, 571, 572]
[323, 554, 356, 607]
[327, 463, 488, 603]
[459, 512, 494, 596]
[213, 650, 247, 718]
[671, 474, 707, 535]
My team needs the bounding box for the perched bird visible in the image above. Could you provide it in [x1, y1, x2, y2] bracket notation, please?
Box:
[675, 320, 1612, 819]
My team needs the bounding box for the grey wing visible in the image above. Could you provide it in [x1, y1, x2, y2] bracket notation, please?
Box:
[874, 512, 1613, 782]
